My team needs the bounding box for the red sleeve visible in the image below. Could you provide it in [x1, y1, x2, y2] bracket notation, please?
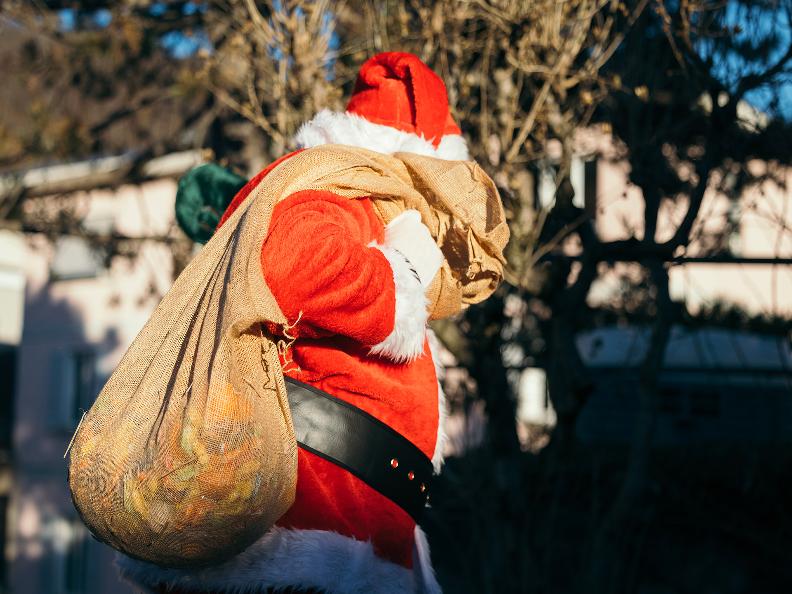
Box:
[260, 190, 396, 345]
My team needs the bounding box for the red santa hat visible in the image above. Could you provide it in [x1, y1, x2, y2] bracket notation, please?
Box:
[294, 52, 469, 161]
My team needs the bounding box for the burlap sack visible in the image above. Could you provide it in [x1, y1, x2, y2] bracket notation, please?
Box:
[68, 145, 508, 568]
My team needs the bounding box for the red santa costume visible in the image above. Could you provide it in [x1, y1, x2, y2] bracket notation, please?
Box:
[119, 52, 469, 594]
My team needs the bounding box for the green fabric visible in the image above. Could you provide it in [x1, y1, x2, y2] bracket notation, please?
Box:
[175, 163, 247, 244]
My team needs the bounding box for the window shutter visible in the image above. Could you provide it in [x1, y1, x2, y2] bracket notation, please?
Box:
[50, 351, 76, 431]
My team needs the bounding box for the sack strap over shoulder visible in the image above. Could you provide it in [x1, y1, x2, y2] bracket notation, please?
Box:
[285, 377, 433, 522]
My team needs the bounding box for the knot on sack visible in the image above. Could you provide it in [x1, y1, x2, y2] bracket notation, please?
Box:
[277, 311, 303, 374]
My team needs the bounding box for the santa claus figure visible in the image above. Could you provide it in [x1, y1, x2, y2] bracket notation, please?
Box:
[119, 52, 476, 594]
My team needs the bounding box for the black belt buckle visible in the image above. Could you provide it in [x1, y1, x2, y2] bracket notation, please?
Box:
[285, 377, 434, 521]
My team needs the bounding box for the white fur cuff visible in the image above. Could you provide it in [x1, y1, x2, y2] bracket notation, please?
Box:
[369, 244, 429, 363]
[383, 210, 443, 290]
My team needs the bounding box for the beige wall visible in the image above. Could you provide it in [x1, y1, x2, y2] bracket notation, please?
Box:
[9, 178, 178, 594]
[583, 130, 792, 317]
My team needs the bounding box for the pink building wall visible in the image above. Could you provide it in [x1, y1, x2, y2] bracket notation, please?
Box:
[583, 129, 792, 317]
[9, 178, 179, 594]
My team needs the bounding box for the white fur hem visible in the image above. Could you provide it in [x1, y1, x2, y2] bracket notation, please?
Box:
[426, 330, 448, 472]
[369, 244, 429, 363]
[413, 526, 442, 594]
[117, 527, 419, 594]
[294, 110, 469, 161]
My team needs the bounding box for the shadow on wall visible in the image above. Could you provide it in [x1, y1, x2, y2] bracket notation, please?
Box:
[10, 286, 133, 594]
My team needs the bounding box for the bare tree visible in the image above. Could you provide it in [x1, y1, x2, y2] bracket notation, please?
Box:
[349, 0, 648, 456]
[579, 3, 792, 591]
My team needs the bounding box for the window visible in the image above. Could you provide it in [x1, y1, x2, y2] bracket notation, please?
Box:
[583, 158, 598, 218]
[659, 385, 683, 414]
[50, 350, 97, 430]
[727, 198, 741, 255]
[533, 155, 598, 213]
[0, 268, 24, 345]
[535, 161, 560, 210]
[690, 389, 720, 417]
[50, 237, 104, 281]
[659, 385, 720, 418]
[0, 346, 15, 454]
[517, 368, 556, 427]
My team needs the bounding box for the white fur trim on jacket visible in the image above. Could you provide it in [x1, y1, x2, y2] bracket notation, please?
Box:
[117, 527, 419, 594]
[369, 244, 429, 363]
[295, 110, 469, 161]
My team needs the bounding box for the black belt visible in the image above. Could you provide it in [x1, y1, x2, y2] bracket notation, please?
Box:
[285, 377, 433, 521]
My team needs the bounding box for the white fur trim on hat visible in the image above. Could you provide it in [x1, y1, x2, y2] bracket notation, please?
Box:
[434, 134, 469, 161]
[369, 243, 429, 363]
[116, 527, 419, 594]
[295, 110, 469, 161]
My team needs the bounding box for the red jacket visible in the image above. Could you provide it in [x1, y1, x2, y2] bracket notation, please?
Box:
[119, 151, 443, 594]
[224, 152, 440, 567]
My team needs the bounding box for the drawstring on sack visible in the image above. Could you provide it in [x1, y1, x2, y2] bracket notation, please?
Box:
[278, 311, 303, 374]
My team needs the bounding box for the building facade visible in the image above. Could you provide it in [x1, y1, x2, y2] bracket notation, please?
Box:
[2, 152, 201, 594]
[517, 128, 792, 444]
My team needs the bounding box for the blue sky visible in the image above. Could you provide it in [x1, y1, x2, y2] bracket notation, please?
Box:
[57, 1, 790, 119]
[56, 2, 339, 65]
[58, 3, 212, 58]
[704, 1, 791, 119]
